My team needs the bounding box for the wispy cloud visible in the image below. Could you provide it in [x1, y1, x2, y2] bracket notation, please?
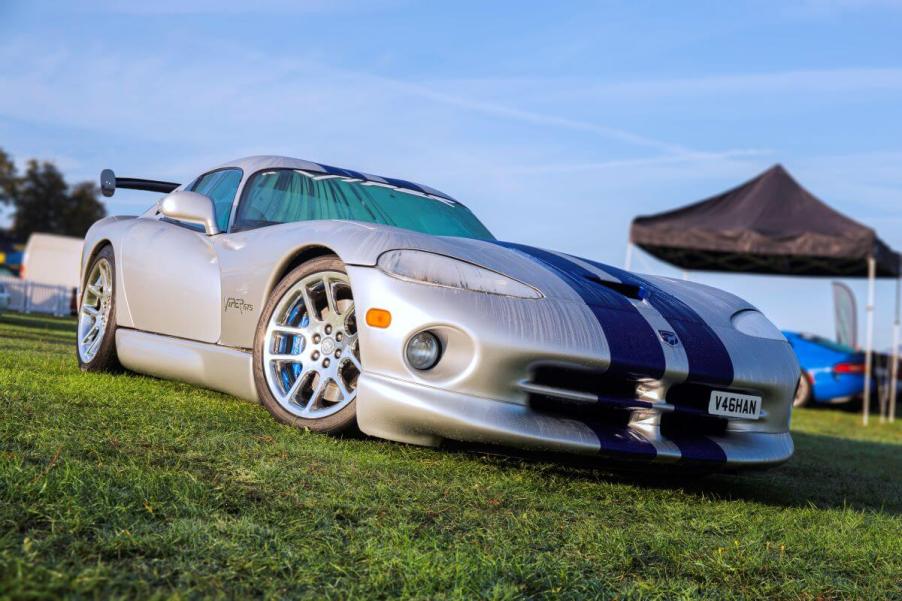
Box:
[492, 148, 772, 176]
[532, 67, 902, 103]
[0, 36, 748, 173]
[362, 75, 694, 155]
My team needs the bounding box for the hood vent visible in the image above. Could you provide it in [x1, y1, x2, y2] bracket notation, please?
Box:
[583, 274, 648, 301]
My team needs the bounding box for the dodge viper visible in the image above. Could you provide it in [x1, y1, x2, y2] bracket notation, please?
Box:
[78, 155, 799, 470]
[783, 331, 871, 407]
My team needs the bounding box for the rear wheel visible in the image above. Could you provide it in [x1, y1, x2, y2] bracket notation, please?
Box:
[793, 373, 811, 407]
[253, 256, 361, 433]
[76, 245, 120, 372]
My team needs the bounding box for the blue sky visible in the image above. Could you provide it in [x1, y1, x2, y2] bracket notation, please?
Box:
[1, 0, 901, 347]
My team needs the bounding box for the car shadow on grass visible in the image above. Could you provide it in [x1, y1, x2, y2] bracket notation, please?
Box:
[438, 431, 902, 516]
[695, 432, 901, 515]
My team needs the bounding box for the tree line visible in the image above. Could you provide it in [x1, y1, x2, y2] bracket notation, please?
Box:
[0, 147, 106, 242]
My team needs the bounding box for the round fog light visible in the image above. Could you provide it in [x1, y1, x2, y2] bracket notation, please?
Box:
[406, 331, 442, 370]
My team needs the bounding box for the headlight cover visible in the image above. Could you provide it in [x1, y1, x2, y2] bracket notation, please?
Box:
[731, 309, 786, 341]
[377, 250, 543, 299]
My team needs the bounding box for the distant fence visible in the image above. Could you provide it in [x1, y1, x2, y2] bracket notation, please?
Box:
[0, 277, 73, 317]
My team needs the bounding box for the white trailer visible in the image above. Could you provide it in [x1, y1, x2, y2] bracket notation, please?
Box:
[21, 233, 83, 288]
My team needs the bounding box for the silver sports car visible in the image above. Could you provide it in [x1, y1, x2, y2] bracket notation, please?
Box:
[78, 155, 798, 470]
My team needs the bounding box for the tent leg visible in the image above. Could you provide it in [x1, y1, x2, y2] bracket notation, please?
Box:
[625, 242, 634, 271]
[890, 273, 900, 423]
[863, 256, 876, 426]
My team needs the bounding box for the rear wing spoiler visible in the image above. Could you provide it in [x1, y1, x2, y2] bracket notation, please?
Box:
[100, 169, 181, 197]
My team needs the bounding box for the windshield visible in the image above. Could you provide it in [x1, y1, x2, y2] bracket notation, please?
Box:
[799, 333, 857, 354]
[233, 169, 494, 240]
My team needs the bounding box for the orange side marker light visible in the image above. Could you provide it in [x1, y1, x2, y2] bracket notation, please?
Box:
[365, 308, 392, 328]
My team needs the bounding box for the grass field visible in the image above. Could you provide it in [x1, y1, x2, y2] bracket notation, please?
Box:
[1, 313, 900, 600]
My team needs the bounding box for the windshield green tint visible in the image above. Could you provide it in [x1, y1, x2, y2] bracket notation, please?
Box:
[233, 169, 494, 240]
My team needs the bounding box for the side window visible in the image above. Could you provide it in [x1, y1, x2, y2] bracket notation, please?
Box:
[234, 170, 308, 231]
[190, 168, 243, 232]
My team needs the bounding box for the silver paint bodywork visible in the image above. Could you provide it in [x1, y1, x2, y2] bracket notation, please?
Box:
[80, 155, 799, 469]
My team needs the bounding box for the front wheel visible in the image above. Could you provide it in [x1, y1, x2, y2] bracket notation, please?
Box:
[76, 245, 120, 372]
[793, 374, 812, 408]
[253, 256, 361, 433]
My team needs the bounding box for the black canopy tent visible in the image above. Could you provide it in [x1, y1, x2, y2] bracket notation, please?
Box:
[630, 164, 899, 278]
[628, 164, 900, 423]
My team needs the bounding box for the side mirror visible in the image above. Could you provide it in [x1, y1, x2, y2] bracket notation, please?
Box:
[159, 191, 220, 235]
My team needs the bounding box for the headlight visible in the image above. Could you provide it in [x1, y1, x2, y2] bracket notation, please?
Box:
[377, 250, 542, 299]
[731, 309, 785, 341]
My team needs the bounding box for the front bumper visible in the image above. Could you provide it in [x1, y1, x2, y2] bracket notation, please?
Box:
[359, 372, 794, 468]
[348, 265, 797, 469]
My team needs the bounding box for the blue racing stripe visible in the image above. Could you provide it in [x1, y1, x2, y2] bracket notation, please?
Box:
[669, 436, 727, 464]
[587, 261, 734, 386]
[586, 423, 657, 460]
[499, 242, 665, 381]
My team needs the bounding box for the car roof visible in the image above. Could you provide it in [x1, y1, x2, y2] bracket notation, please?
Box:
[211, 155, 457, 203]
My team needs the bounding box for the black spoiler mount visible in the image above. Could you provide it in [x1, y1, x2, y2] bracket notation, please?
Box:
[100, 169, 181, 197]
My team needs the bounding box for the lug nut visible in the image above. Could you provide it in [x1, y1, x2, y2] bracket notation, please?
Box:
[313, 334, 321, 344]
[322, 358, 330, 368]
[335, 349, 342, 358]
[325, 325, 332, 335]
[312, 351, 320, 360]
[335, 332, 343, 342]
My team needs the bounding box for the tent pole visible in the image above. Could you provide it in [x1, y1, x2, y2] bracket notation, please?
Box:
[625, 242, 634, 271]
[863, 255, 876, 426]
[890, 269, 900, 423]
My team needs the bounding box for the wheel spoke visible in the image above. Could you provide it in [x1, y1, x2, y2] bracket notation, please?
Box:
[86, 330, 103, 357]
[81, 324, 99, 344]
[281, 372, 306, 404]
[267, 353, 303, 363]
[270, 323, 307, 337]
[345, 352, 362, 372]
[323, 278, 339, 316]
[336, 376, 351, 400]
[302, 377, 328, 415]
[81, 305, 99, 318]
[301, 287, 319, 324]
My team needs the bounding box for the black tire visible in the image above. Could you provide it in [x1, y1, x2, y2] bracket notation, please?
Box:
[76, 245, 121, 372]
[793, 374, 811, 408]
[253, 256, 359, 434]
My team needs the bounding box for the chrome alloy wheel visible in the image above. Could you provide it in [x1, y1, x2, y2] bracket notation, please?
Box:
[263, 270, 361, 419]
[77, 258, 113, 363]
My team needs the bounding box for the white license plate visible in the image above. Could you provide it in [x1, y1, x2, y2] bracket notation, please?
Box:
[708, 390, 762, 420]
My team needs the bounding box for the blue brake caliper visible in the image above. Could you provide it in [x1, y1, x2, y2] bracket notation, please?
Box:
[278, 304, 308, 393]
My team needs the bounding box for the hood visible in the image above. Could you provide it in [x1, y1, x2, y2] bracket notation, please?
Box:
[303, 221, 754, 328]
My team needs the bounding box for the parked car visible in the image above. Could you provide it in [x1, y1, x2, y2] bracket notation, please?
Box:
[76, 155, 799, 471]
[783, 331, 870, 407]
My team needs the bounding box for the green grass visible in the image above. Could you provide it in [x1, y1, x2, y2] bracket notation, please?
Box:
[1, 313, 900, 600]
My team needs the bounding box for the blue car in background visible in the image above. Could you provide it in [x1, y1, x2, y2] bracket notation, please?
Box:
[783, 331, 868, 407]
